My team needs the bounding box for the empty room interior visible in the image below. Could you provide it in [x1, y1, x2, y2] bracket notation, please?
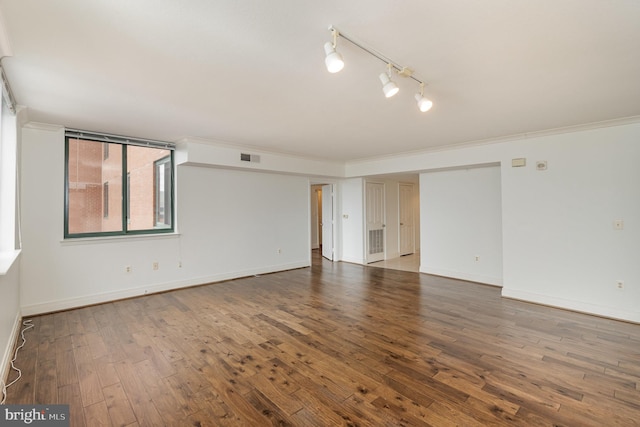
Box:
[0, 1, 639, 426]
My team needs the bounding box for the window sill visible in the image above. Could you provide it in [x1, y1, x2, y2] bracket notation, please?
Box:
[60, 232, 180, 246]
[0, 249, 21, 276]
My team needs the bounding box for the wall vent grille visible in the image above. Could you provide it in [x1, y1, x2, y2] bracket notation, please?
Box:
[369, 229, 384, 255]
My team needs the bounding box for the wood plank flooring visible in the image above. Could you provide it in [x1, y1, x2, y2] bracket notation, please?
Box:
[5, 251, 640, 426]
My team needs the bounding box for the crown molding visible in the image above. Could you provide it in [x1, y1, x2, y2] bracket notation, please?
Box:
[347, 115, 640, 165]
[23, 121, 65, 132]
[0, 8, 12, 58]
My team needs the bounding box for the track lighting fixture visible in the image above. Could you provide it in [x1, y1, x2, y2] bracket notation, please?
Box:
[324, 25, 433, 112]
[415, 82, 433, 112]
[324, 28, 344, 73]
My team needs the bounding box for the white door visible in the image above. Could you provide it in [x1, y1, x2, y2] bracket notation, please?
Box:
[399, 183, 415, 256]
[321, 184, 333, 261]
[366, 182, 385, 263]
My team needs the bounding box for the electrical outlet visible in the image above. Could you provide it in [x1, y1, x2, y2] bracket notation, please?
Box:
[277, 248, 282, 254]
[475, 255, 480, 262]
[616, 281, 624, 289]
[153, 261, 159, 270]
[125, 266, 132, 273]
[178, 261, 182, 268]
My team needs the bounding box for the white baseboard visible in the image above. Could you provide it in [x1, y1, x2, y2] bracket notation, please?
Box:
[1, 311, 22, 386]
[340, 256, 365, 265]
[21, 261, 310, 316]
[420, 266, 503, 287]
[502, 288, 640, 324]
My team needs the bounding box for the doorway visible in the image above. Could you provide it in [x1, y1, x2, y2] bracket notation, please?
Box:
[310, 183, 334, 261]
[364, 175, 420, 272]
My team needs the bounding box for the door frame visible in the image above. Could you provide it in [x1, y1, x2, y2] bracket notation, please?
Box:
[309, 179, 338, 263]
[321, 184, 334, 261]
[310, 185, 322, 250]
[398, 182, 416, 256]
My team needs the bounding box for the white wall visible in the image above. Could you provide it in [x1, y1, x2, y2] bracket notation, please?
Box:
[500, 128, 639, 322]
[346, 120, 640, 323]
[19, 124, 311, 315]
[339, 178, 364, 264]
[177, 165, 310, 280]
[0, 105, 22, 386]
[420, 166, 503, 286]
[0, 257, 21, 384]
[380, 180, 400, 260]
[412, 181, 421, 252]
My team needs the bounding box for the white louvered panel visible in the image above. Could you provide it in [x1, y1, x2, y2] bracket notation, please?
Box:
[369, 229, 384, 254]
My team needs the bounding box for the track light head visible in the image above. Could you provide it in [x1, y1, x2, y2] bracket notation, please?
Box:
[379, 69, 399, 98]
[324, 42, 344, 73]
[415, 94, 433, 112]
[415, 82, 433, 112]
[324, 29, 344, 73]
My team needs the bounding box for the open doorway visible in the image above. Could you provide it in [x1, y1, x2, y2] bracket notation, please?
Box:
[311, 176, 419, 270]
[365, 174, 420, 273]
[310, 185, 322, 251]
[310, 183, 334, 261]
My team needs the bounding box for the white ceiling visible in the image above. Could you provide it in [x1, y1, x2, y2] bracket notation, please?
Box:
[1, 0, 639, 162]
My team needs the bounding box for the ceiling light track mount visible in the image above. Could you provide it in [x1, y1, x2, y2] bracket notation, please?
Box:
[325, 25, 433, 112]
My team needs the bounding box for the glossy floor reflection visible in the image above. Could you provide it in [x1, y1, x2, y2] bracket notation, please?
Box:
[368, 251, 420, 273]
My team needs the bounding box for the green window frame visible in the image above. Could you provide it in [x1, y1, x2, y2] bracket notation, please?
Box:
[154, 156, 172, 227]
[64, 129, 175, 238]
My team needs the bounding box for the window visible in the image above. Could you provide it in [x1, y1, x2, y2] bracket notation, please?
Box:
[0, 97, 18, 254]
[154, 156, 172, 227]
[64, 130, 175, 238]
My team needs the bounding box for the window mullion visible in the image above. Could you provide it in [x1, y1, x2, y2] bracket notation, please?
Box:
[169, 151, 175, 228]
[122, 144, 128, 233]
[63, 140, 70, 237]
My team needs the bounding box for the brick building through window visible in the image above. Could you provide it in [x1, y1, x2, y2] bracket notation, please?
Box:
[66, 137, 172, 236]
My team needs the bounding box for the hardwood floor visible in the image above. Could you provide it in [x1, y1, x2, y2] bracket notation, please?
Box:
[369, 251, 420, 273]
[5, 251, 640, 426]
